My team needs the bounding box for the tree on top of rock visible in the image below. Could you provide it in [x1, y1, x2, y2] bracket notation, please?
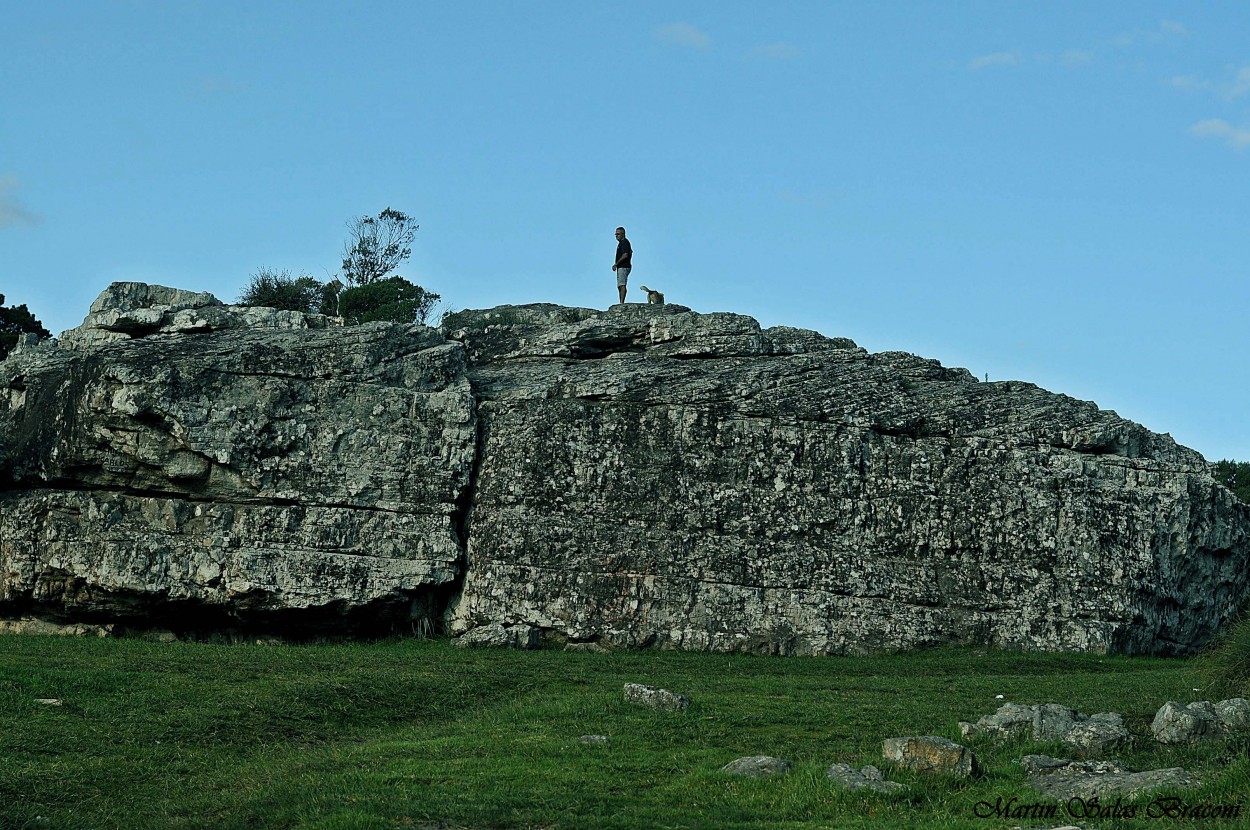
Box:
[341, 207, 418, 286]
[0, 294, 50, 360]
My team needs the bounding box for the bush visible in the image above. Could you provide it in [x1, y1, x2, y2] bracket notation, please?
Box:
[1194, 612, 1250, 698]
[1214, 460, 1250, 504]
[238, 268, 324, 314]
[338, 276, 439, 326]
[0, 293, 50, 360]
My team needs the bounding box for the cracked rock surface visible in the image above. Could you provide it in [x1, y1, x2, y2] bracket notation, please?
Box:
[1, 284, 473, 632]
[443, 303, 1250, 655]
[2, 285, 1249, 651]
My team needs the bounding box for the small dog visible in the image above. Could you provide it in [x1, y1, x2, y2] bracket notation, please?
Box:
[639, 285, 665, 305]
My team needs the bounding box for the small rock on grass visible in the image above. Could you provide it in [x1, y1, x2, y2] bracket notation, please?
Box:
[825, 763, 907, 794]
[452, 622, 540, 650]
[579, 735, 610, 744]
[882, 735, 978, 778]
[623, 683, 690, 712]
[722, 756, 792, 778]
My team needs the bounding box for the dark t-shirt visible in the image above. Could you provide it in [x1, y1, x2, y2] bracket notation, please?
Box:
[616, 239, 632, 269]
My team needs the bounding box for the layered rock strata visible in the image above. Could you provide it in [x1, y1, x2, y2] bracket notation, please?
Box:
[0, 284, 472, 632]
[443, 304, 1250, 655]
[2, 283, 1247, 651]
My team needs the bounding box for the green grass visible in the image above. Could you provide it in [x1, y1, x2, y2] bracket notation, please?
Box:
[1, 637, 1247, 829]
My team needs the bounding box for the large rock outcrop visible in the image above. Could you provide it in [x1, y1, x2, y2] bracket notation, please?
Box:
[0, 283, 472, 632]
[1, 283, 1247, 651]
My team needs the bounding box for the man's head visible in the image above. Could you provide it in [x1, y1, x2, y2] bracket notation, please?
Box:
[615, 227, 626, 239]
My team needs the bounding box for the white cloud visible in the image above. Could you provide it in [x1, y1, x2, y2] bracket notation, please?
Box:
[0, 176, 41, 229]
[1059, 50, 1094, 67]
[748, 42, 801, 61]
[1230, 66, 1250, 98]
[1114, 21, 1187, 49]
[1168, 66, 1250, 99]
[1170, 74, 1212, 93]
[1190, 119, 1250, 150]
[968, 51, 1023, 70]
[654, 23, 710, 50]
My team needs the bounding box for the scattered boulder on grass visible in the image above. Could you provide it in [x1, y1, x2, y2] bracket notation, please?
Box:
[452, 622, 540, 650]
[1021, 754, 1199, 801]
[959, 702, 1130, 752]
[1031, 703, 1079, 742]
[1151, 699, 1250, 744]
[623, 683, 691, 712]
[1064, 712, 1132, 752]
[958, 702, 1034, 739]
[721, 756, 792, 778]
[825, 763, 907, 794]
[882, 736, 978, 778]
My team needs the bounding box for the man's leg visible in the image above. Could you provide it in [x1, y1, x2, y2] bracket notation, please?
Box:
[618, 284, 627, 303]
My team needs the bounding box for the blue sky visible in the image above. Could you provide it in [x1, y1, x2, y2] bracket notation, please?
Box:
[3, 2, 1248, 460]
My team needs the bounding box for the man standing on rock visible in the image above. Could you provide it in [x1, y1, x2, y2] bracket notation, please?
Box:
[613, 226, 632, 304]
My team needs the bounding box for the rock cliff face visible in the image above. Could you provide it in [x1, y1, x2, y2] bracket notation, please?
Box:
[1, 283, 1247, 653]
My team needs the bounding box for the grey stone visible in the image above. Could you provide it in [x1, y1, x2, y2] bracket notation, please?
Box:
[825, 763, 907, 794]
[963, 703, 1129, 752]
[1022, 754, 1199, 801]
[882, 736, 978, 778]
[1032, 704, 1079, 742]
[452, 623, 540, 650]
[721, 756, 792, 778]
[1, 290, 470, 631]
[959, 702, 1035, 740]
[59, 282, 337, 349]
[443, 302, 1250, 657]
[563, 641, 611, 653]
[1215, 697, 1250, 733]
[4, 285, 1250, 652]
[1152, 699, 1250, 744]
[579, 735, 609, 744]
[0, 618, 112, 638]
[1065, 712, 1131, 752]
[1018, 754, 1079, 775]
[1152, 700, 1220, 744]
[623, 683, 690, 712]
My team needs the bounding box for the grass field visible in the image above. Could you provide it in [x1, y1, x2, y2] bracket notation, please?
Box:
[1, 636, 1247, 829]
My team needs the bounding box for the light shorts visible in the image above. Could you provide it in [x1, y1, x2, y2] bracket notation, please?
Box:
[616, 267, 631, 288]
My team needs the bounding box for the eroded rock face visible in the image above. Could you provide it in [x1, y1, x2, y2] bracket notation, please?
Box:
[2, 285, 1249, 651]
[1, 284, 473, 633]
[444, 304, 1250, 656]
